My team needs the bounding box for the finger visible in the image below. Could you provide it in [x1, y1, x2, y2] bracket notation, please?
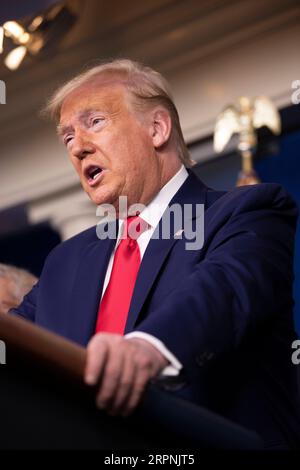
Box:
[121, 370, 149, 416]
[120, 349, 157, 416]
[96, 343, 124, 410]
[84, 335, 108, 385]
[121, 353, 153, 416]
[108, 350, 137, 415]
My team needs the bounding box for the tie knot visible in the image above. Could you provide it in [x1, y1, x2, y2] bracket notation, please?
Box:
[123, 216, 148, 240]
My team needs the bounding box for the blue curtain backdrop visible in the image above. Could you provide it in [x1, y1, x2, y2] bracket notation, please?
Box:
[256, 130, 300, 335]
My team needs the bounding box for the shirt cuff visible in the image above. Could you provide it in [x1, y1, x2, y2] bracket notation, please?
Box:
[125, 331, 182, 376]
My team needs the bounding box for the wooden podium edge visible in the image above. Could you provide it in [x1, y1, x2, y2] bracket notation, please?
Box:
[0, 313, 86, 382]
[0, 313, 264, 449]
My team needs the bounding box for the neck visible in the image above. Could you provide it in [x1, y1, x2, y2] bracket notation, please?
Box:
[160, 160, 182, 188]
[138, 154, 182, 209]
[157, 150, 183, 191]
[116, 154, 183, 217]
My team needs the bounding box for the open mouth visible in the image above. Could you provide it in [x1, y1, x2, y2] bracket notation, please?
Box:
[84, 165, 103, 184]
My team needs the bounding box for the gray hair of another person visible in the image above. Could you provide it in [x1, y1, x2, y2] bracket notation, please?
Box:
[0, 263, 37, 303]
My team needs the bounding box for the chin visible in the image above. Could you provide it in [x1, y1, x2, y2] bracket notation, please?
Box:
[88, 186, 119, 208]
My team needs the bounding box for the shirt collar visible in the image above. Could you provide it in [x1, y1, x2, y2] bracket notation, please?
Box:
[139, 165, 188, 230]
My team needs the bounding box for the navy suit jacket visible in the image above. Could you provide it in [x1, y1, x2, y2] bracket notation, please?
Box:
[12, 171, 300, 448]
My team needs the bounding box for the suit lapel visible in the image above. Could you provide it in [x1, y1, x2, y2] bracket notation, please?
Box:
[125, 171, 208, 333]
[124, 233, 179, 333]
[67, 227, 116, 346]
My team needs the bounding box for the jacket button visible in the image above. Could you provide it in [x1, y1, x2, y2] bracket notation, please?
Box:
[151, 374, 187, 391]
[196, 352, 214, 367]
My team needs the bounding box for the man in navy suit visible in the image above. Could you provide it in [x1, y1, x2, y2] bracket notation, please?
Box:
[11, 59, 300, 448]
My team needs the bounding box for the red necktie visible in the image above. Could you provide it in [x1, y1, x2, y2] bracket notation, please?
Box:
[95, 216, 148, 335]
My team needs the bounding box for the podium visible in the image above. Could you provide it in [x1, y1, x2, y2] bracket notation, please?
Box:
[0, 314, 263, 449]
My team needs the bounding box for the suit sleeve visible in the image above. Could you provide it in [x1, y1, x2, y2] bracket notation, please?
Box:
[9, 280, 39, 322]
[134, 184, 298, 371]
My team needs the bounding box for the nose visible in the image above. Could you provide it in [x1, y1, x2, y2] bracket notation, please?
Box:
[71, 131, 96, 160]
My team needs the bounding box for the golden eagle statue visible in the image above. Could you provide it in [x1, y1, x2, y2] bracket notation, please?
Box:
[213, 96, 281, 186]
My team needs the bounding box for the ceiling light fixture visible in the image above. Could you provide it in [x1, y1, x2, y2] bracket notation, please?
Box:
[3, 21, 26, 40]
[0, 2, 77, 71]
[4, 45, 27, 70]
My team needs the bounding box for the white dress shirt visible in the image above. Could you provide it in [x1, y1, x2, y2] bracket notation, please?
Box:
[101, 165, 188, 375]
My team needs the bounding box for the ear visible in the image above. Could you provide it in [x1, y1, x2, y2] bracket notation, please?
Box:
[150, 108, 172, 149]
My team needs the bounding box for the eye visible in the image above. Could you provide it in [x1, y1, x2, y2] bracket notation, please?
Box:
[63, 135, 74, 147]
[91, 117, 104, 127]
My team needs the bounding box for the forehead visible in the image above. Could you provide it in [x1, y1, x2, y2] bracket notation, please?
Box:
[59, 82, 130, 126]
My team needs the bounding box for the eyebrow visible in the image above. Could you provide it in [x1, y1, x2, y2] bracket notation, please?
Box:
[57, 109, 100, 136]
[57, 124, 73, 137]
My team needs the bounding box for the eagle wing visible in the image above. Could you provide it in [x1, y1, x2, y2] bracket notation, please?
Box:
[253, 96, 281, 134]
[214, 106, 240, 153]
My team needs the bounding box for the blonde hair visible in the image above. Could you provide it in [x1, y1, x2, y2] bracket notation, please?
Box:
[44, 58, 192, 166]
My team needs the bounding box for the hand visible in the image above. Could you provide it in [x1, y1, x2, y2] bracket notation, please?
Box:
[84, 333, 169, 416]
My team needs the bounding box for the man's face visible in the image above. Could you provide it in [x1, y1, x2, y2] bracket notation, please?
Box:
[0, 277, 16, 314]
[59, 83, 161, 210]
